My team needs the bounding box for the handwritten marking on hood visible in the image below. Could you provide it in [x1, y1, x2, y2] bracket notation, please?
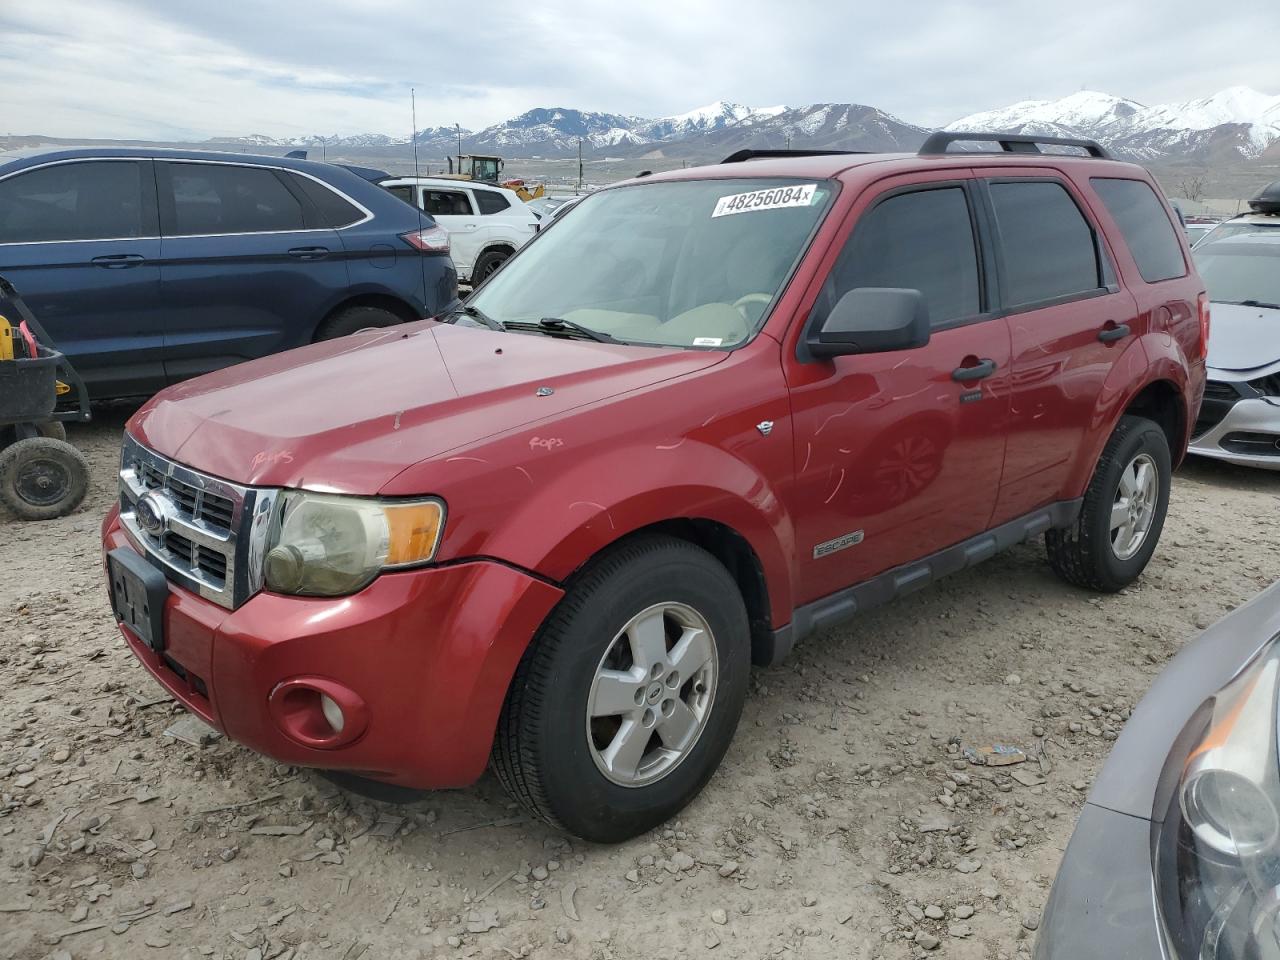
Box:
[529, 437, 564, 451]
[250, 450, 294, 470]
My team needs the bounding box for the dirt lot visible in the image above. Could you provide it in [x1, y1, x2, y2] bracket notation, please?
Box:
[2, 410, 1278, 960]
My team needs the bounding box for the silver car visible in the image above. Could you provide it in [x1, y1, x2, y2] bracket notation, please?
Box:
[1188, 234, 1280, 470]
[1037, 581, 1280, 958]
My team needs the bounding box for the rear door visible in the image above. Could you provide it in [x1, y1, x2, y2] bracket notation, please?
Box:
[0, 158, 164, 397]
[786, 174, 1012, 603]
[155, 160, 349, 383]
[977, 170, 1140, 522]
[419, 187, 481, 277]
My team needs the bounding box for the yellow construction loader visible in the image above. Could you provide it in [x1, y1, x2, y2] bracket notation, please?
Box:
[444, 154, 545, 200]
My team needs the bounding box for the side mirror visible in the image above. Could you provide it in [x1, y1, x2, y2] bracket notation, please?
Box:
[805, 287, 931, 359]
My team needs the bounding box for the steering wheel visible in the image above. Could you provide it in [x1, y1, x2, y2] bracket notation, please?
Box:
[732, 292, 773, 322]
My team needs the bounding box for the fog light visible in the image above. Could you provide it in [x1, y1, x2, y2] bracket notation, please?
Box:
[320, 693, 345, 734]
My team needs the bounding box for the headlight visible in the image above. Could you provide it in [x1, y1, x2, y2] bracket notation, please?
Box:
[262, 492, 445, 597]
[1154, 636, 1280, 959]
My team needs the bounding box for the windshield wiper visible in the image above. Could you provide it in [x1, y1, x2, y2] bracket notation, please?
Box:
[1223, 299, 1280, 310]
[502, 317, 621, 344]
[449, 303, 505, 331]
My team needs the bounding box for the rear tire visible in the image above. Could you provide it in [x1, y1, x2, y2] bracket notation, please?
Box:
[492, 535, 751, 842]
[36, 421, 67, 442]
[0, 436, 90, 521]
[472, 249, 510, 283]
[314, 306, 404, 340]
[1045, 415, 1171, 592]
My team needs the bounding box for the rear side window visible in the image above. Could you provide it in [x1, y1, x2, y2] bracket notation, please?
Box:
[290, 174, 365, 228]
[474, 189, 511, 214]
[166, 163, 305, 235]
[1090, 178, 1187, 283]
[988, 180, 1102, 306]
[0, 160, 145, 242]
[422, 190, 473, 216]
[828, 186, 981, 326]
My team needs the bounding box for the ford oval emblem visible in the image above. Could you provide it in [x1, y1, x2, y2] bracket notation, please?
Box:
[135, 491, 168, 538]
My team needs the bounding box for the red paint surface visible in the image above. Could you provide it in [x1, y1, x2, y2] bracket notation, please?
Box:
[107, 152, 1205, 789]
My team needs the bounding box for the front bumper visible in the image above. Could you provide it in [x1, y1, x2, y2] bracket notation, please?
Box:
[1189, 396, 1280, 471]
[1036, 803, 1165, 959]
[103, 508, 563, 788]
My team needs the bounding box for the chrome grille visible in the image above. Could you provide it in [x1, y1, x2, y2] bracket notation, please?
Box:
[118, 435, 278, 610]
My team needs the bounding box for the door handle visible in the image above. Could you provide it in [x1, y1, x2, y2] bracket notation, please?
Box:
[1097, 322, 1131, 343]
[952, 358, 997, 382]
[91, 254, 145, 268]
[287, 246, 330, 260]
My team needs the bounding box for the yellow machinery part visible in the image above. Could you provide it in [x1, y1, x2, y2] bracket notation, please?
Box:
[0, 315, 12, 361]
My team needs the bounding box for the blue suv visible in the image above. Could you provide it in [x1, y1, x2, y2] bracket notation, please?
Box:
[0, 148, 457, 399]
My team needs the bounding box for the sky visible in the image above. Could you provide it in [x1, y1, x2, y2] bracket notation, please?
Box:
[2, 0, 1279, 140]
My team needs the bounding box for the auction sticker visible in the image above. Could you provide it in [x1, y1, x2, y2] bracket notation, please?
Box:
[713, 183, 818, 218]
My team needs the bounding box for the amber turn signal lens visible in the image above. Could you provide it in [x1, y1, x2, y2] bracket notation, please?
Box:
[384, 500, 445, 567]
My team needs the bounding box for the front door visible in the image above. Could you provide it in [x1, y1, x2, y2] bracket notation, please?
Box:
[0, 158, 164, 397]
[155, 160, 349, 384]
[785, 177, 1011, 605]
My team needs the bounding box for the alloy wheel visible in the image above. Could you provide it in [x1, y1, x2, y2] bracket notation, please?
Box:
[586, 602, 718, 788]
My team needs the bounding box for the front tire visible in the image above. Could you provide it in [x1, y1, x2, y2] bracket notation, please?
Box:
[314, 306, 403, 340]
[1046, 415, 1171, 592]
[492, 535, 751, 843]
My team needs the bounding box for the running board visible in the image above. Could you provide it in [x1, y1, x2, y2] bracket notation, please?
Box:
[759, 499, 1082, 666]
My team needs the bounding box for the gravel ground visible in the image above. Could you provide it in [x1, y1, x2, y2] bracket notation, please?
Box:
[2, 409, 1278, 960]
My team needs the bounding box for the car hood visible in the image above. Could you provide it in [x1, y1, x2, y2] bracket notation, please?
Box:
[1206, 302, 1280, 373]
[129, 321, 725, 492]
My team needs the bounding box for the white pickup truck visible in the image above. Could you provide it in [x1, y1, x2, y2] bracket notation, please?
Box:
[381, 177, 538, 283]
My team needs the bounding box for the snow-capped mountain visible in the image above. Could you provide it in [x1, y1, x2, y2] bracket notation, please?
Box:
[946, 91, 1143, 138]
[948, 87, 1280, 160]
[638, 101, 774, 139]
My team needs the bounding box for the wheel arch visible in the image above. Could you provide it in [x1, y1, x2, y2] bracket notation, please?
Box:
[581, 518, 778, 667]
[313, 292, 421, 341]
[1122, 378, 1186, 466]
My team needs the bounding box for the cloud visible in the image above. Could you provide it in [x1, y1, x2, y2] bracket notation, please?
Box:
[2, 0, 1278, 140]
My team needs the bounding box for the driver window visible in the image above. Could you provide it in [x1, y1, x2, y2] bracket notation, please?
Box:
[824, 186, 981, 328]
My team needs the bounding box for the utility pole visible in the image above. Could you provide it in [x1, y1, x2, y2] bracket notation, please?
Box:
[785, 133, 791, 150]
[455, 123, 462, 160]
[577, 137, 583, 194]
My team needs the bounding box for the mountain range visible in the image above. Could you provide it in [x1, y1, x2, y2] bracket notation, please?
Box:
[208, 87, 1280, 167]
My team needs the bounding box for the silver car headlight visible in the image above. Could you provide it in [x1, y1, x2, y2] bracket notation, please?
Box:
[1154, 636, 1280, 959]
[262, 491, 445, 597]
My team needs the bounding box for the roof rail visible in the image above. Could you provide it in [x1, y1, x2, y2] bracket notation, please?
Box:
[721, 148, 869, 164]
[919, 131, 1112, 159]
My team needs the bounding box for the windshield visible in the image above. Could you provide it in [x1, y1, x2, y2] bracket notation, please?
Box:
[467, 177, 835, 349]
[1193, 241, 1280, 307]
[1200, 220, 1280, 245]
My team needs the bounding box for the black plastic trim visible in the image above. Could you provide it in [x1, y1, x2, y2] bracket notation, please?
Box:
[921, 131, 1111, 159]
[722, 149, 869, 164]
[758, 499, 1083, 664]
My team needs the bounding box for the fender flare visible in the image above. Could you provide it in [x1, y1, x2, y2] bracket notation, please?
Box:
[1066, 333, 1192, 492]
[452, 438, 797, 632]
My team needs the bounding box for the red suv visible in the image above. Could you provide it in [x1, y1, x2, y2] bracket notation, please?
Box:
[103, 133, 1207, 842]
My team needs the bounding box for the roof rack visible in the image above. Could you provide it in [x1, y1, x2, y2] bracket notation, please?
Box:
[919, 131, 1112, 159]
[721, 148, 868, 164]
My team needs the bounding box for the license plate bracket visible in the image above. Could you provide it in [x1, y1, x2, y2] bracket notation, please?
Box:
[108, 547, 168, 653]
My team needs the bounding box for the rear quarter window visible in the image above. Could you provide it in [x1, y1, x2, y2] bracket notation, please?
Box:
[1090, 178, 1187, 283]
[474, 190, 511, 214]
[290, 174, 365, 228]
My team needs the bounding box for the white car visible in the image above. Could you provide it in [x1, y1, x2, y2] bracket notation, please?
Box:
[381, 177, 538, 283]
